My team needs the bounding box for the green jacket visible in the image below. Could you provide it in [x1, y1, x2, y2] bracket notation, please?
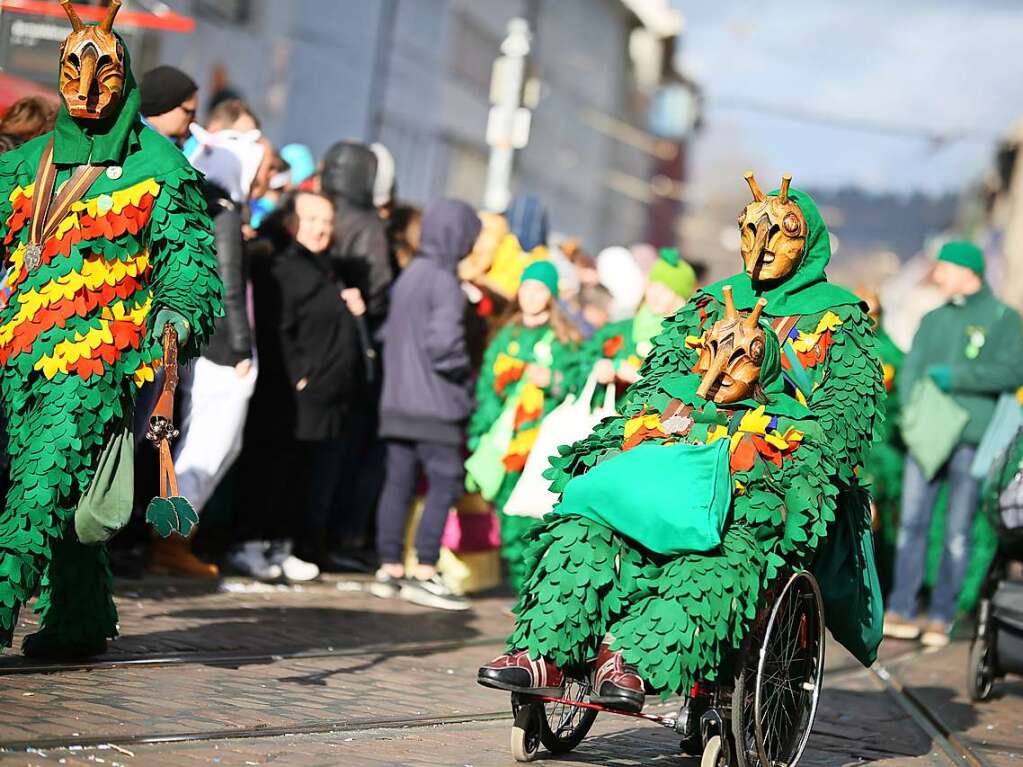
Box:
[900, 285, 1023, 444]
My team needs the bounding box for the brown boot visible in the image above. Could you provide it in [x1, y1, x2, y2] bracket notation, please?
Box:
[149, 536, 219, 579]
[591, 642, 645, 713]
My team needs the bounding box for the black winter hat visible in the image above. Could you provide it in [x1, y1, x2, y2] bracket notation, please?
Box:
[140, 65, 198, 117]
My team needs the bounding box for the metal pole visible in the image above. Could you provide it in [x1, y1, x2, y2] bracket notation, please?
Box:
[482, 17, 531, 213]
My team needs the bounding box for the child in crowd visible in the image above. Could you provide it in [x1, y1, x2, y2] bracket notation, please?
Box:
[466, 261, 583, 593]
[372, 199, 481, 611]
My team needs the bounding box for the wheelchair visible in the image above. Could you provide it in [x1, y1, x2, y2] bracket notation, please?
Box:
[507, 570, 825, 766]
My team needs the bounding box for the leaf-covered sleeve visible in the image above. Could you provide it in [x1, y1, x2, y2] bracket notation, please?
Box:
[468, 325, 512, 449]
[547, 338, 584, 402]
[0, 151, 24, 263]
[147, 165, 224, 362]
[807, 305, 885, 485]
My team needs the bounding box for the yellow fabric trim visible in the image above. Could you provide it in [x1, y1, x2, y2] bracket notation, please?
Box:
[33, 296, 152, 379]
[0, 251, 149, 345]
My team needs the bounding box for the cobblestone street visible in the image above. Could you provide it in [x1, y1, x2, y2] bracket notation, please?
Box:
[0, 576, 1016, 766]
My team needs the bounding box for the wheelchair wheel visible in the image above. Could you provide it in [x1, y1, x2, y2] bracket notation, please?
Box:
[733, 571, 824, 767]
[538, 676, 598, 754]
[967, 600, 996, 703]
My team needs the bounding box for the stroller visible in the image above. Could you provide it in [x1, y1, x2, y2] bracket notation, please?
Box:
[967, 429, 1023, 701]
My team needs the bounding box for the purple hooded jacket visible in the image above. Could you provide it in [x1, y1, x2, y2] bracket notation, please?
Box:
[378, 199, 482, 445]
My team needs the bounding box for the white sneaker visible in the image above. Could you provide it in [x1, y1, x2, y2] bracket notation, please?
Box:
[400, 574, 470, 611]
[920, 622, 950, 648]
[369, 568, 402, 598]
[266, 540, 320, 582]
[883, 611, 921, 640]
[278, 554, 320, 582]
[226, 541, 283, 582]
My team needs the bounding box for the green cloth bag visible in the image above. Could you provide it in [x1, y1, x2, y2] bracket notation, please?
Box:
[75, 418, 135, 545]
[900, 377, 969, 480]
[812, 487, 883, 666]
[465, 385, 522, 501]
[553, 440, 731, 555]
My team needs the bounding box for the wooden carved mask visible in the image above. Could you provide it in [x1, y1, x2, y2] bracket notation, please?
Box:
[59, 1, 125, 121]
[694, 286, 768, 404]
[737, 172, 807, 283]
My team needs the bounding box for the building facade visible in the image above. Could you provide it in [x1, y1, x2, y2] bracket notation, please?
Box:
[149, 0, 685, 249]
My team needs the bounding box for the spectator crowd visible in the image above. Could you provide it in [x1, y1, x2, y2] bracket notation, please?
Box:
[1, 63, 1020, 644]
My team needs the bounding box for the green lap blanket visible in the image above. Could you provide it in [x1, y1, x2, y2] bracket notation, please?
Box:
[553, 440, 731, 555]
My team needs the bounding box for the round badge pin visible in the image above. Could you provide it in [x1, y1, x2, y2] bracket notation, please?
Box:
[106, 166, 123, 180]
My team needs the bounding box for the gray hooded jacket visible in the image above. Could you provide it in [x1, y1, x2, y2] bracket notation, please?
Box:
[379, 199, 481, 444]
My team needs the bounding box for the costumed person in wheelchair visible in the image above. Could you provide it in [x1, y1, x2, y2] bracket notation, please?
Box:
[478, 174, 886, 717]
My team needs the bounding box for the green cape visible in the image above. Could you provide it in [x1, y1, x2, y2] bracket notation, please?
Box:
[702, 188, 863, 316]
[53, 31, 142, 167]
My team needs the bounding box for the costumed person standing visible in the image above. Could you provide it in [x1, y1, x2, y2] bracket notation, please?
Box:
[856, 289, 905, 595]
[478, 173, 885, 710]
[466, 260, 582, 593]
[0, 1, 221, 657]
[886, 241, 1023, 646]
[587, 247, 696, 403]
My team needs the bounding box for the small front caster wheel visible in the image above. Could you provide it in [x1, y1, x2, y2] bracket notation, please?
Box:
[702, 734, 728, 767]
[511, 700, 543, 762]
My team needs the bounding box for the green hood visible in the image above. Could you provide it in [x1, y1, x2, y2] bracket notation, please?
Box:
[53, 31, 142, 166]
[663, 318, 808, 420]
[703, 188, 862, 317]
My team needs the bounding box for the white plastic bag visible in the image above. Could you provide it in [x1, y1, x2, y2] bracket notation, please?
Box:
[503, 371, 616, 519]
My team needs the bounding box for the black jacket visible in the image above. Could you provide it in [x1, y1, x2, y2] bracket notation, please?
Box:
[321, 141, 393, 333]
[201, 182, 252, 367]
[379, 199, 481, 445]
[249, 237, 362, 442]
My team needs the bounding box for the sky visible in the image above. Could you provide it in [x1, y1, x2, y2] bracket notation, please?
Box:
[672, 0, 1023, 196]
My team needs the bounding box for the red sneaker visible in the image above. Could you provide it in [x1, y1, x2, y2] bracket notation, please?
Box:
[590, 643, 645, 713]
[477, 650, 566, 695]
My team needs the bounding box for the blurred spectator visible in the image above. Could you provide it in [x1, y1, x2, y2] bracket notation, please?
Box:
[596, 246, 645, 321]
[486, 195, 548, 299]
[251, 149, 290, 228]
[374, 199, 481, 611]
[234, 192, 364, 582]
[281, 143, 317, 190]
[159, 129, 266, 578]
[140, 66, 198, 146]
[386, 203, 422, 273]
[577, 283, 613, 334]
[886, 241, 1023, 646]
[856, 288, 905, 595]
[320, 140, 393, 568]
[589, 248, 694, 399]
[205, 98, 259, 133]
[321, 140, 393, 330]
[0, 96, 57, 150]
[466, 260, 583, 593]
[370, 142, 396, 218]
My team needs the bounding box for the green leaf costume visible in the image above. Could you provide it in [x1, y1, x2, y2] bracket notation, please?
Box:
[509, 188, 885, 696]
[467, 322, 580, 591]
[862, 326, 904, 591]
[0, 38, 222, 654]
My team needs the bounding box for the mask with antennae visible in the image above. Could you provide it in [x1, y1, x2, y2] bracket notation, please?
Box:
[58, 0, 125, 120]
[694, 286, 769, 404]
[737, 171, 808, 282]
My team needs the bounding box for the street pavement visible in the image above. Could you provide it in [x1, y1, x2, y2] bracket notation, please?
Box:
[0, 575, 1018, 766]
